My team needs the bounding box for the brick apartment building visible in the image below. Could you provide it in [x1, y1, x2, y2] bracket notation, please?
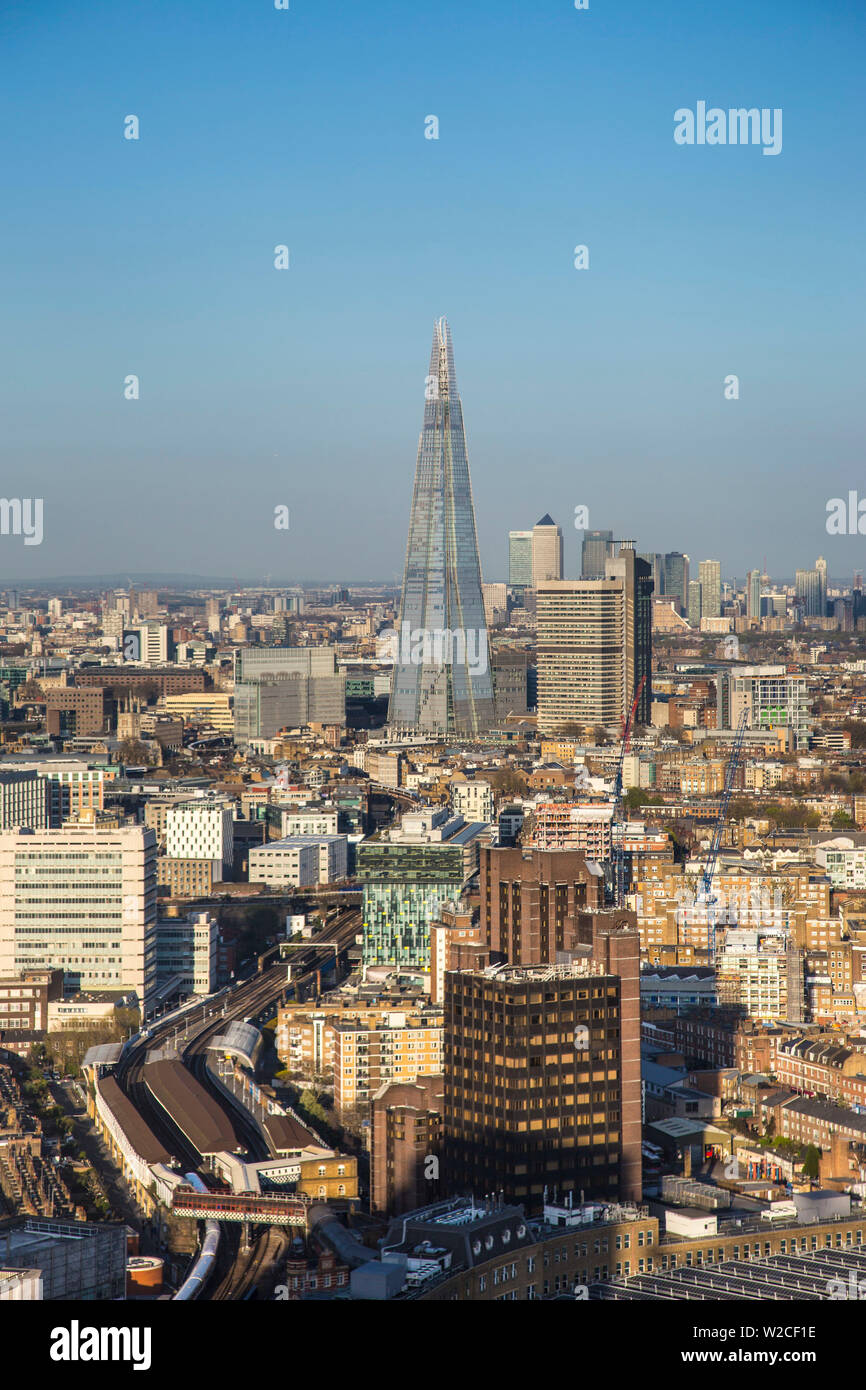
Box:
[75, 667, 207, 698]
[370, 1074, 444, 1216]
[479, 846, 603, 965]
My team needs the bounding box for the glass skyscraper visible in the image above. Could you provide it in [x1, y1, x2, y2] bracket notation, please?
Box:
[663, 551, 690, 615]
[582, 529, 615, 579]
[508, 530, 533, 590]
[388, 319, 496, 736]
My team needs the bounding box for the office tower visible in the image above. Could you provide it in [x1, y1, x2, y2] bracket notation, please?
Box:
[638, 551, 664, 597]
[443, 924, 641, 1209]
[357, 806, 488, 970]
[795, 568, 822, 618]
[0, 826, 158, 1013]
[531, 514, 564, 586]
[138, 621, 170, 667]
[746, 569, 763, 622]
[583, 529, 615, 579]
[698, 559, 722, 618]
[536, 546, 652, 733]
[663, 552, 689, 615]
[687, 580, 702, 627]
[233, 646, 346, 743]
[479, 845, 602, 964]
[508, 530, 533, 591]
[387, 319, 495, 737]
[816, 556, 828, 615]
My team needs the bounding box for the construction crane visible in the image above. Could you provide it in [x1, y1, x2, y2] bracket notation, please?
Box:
[610, 675, 647, 907]
[697, 709, 749, 960]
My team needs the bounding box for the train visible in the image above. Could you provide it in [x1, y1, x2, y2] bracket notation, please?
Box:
[173, 1173, 221, 1301]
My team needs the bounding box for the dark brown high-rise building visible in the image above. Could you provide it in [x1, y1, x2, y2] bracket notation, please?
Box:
[480, 845, 603, 965]
[370, 1075, 444, 1216]
[443, 909, 642, 1211]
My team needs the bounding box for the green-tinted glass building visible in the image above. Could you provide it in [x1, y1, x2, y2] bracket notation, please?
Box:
[358, 808, 487, 969]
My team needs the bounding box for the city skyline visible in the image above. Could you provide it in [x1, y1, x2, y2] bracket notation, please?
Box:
[2, 3, 865, 582]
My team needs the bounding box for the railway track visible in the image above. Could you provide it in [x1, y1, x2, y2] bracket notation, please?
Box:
[211, 1225, 288, 1301]
[111, 911, 360, 1297]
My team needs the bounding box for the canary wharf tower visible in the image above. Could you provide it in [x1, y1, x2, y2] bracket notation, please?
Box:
[388, 319, 496, 736]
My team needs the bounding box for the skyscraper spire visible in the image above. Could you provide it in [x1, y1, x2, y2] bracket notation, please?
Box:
[388, 319, 495, 736]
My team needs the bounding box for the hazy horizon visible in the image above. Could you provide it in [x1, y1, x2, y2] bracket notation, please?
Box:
[2, 1, 863, 585]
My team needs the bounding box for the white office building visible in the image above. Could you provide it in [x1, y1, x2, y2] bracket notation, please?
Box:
[137, 622, 169, 667]
[249, 834, 348, 887]
[165, 798, 235, 881]
[0, 826, 158, 1013]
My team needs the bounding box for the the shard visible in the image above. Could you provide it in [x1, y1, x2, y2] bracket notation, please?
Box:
[388, 319, 495, 736]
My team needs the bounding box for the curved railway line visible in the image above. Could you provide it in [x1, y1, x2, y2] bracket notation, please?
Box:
[112, 909, 360, 1298]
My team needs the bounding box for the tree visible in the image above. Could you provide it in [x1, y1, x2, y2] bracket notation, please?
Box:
[832, 810, 856, 829]
[802, 1145, 821, 1180]
[489, 769, 528, 798]
[118, 738, 153, 766]
[624, 788, 651, 811]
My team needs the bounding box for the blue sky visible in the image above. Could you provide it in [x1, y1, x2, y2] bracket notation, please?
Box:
[1, 0, 864, 585]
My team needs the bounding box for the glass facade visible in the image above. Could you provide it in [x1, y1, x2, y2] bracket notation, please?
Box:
[582, 530, 614, 579]
[508, 531, 533, 588]
[388, 319, 496, 736]
[358, 834, 477, 968]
